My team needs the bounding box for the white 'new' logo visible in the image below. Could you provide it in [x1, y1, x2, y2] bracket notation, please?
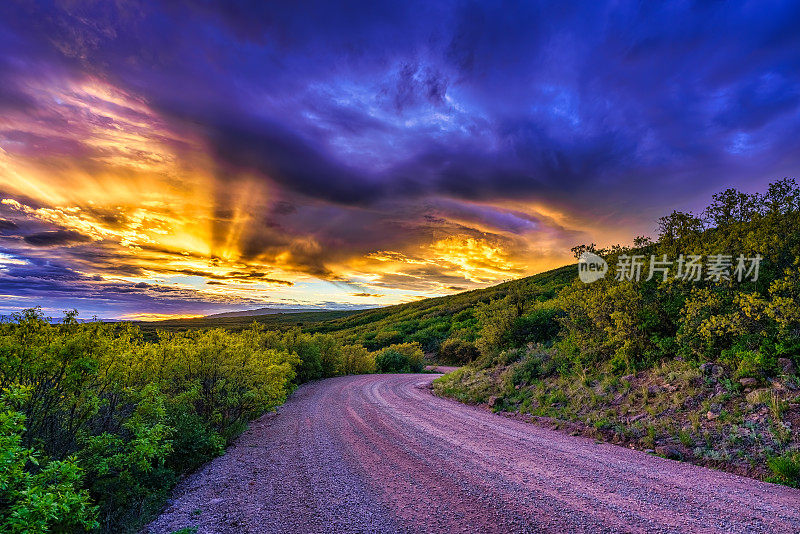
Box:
[578, 251, 608, 283]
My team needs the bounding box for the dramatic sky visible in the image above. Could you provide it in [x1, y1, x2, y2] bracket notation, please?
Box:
[1, 1, 799, 319]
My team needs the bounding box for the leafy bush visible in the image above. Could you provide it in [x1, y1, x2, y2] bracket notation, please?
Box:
[731, 349, 776, 379]
[767, 451, 800, 487]
[432, 368, 495, 404]
[507, 308, 562, 346]
[508, 348, 556, 386]
[374, 342, 424, 373]
[0, 309, 374, 532]
[437, 338, 480, 364]
[164, 411, 225, 474]
[339, 344, 376, 375]
[474, 296, 519, 356]
[78, 384, 175, 530]
[374, 349, 407, 373]
[279, 330, 375, 379]
[0, 387, 97, 533]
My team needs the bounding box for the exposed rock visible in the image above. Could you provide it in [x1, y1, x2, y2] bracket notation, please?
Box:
[711, 365, 725, 378]
[655, 445, 682, 460]
[706, 411, 719, 420]
[739, 377, 758, 387]
[488, 395, 499, 408]
[778, 357, 796, 375]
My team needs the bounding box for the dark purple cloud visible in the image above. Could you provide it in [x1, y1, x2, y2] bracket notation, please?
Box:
[4, 1, 798, 206]
[1, 0, 799, 316]
[23, 230, 93, 247]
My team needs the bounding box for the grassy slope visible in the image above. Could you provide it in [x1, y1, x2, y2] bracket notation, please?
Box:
[137, 309, 364, 333]
[140, 264, 576, 349]
[303, 264, 575, 349]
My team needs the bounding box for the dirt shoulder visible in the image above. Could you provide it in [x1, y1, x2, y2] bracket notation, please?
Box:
[433, 359, 800, 482]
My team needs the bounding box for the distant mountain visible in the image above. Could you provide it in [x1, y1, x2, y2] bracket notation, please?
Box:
[204, 307, 326, 319]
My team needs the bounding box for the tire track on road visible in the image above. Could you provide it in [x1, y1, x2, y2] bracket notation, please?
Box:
[148, 373, 800, 533]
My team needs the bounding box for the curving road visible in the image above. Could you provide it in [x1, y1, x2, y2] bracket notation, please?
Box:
[148, 372, 800, 533]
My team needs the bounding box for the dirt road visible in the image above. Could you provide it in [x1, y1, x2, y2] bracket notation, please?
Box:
[148, 373, 800, 533]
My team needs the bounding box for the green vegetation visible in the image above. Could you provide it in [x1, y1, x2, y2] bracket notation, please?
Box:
[374, 342, 425, 373]
[0, 311, 375, 533]
[434, 178, 800, 485]
[767, 451, 800, 487]
[0, 387, 96, 533]
[307, 266, 574, 355]
[0, 261, 577, 533]
[138, 309, 363, 335]
[140, 265, 575, 359]
[5, 178, 800, 532]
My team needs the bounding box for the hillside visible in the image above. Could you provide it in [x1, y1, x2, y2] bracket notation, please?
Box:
[303, 264, 575, 351]
[434, 178, 800, 487]
[140, 264, 576, 353]
[137, 309, 364, 334]
[205, 307, 334, 318]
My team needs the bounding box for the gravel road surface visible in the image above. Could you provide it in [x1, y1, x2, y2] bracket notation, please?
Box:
[148, 372, 800, 533]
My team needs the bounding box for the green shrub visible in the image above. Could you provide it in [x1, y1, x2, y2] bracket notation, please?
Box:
[767, 451, 800, 487]
[280, 329, 324, 382]
[438, 338, 480, 364]
[374, 349, 407, 372]
[164, 411, 225, 474]
[0, 387, 98, 533]
[732, 350, 776, 379]
[375, 342, 424, 373]
[507, 308, 562, 346]
[475, 296, 518, 356]
[340, 344, 376, 374]
[509, 349, 555, 386]
[78, 384, 175, 531]
[432, 368, 496, 404]
[0, 310, 373, 532]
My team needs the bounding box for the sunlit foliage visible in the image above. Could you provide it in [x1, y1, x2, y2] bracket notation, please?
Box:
[436, 178, 800, 486]
[0, 312, 374, 532]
